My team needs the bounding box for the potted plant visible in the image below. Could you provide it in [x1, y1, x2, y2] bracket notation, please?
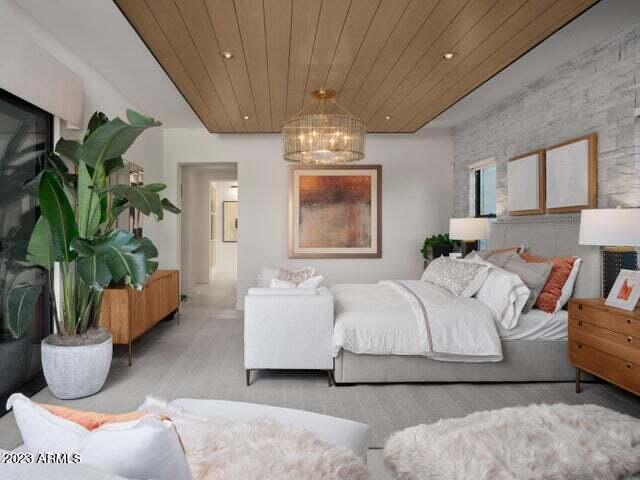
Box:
[19, 110, 180, 400]
[421, 233, 455, 261]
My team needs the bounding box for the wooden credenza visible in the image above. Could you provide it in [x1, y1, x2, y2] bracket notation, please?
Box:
[99, 270, 180, 365]
[568, 298, 640, 396]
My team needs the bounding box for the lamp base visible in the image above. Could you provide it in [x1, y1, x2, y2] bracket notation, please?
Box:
[602, 248, 638, 297]
[461, 241, 479, 257]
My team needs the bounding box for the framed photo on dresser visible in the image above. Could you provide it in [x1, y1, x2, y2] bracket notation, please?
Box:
[605, 269, 640, 311]
[507, 150, 545, 215]
[545, 133, 597, 213]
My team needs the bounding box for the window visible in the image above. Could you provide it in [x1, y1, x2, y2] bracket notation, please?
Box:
[473, 164, 496, 218]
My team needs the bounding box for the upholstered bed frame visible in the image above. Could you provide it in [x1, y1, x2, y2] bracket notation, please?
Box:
[333, 215, 600, 384]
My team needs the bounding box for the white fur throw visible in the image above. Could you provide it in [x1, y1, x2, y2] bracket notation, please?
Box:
[384, 403, 640, 480]
[140, 398, 368, 480]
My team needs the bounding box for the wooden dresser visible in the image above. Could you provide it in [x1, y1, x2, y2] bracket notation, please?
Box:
[99, 270, 180, 365]
[568, 298, 640, 395]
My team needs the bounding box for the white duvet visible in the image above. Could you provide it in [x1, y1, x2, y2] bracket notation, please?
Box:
[332, 280, 502, 362]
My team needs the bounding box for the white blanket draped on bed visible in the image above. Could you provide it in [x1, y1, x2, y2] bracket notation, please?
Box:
[333, 280, 502, 363]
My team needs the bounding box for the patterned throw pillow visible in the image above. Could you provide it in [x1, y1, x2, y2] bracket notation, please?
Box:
[277, 267, 316, 285]
[520, 253, 578, 313]
[421, 257, 490, 298]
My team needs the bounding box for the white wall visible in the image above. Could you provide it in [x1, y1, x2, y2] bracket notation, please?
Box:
[149, 129, 454, 306]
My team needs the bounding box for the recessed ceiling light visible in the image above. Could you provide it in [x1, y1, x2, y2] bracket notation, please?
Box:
[443, 52, 456, 60]
[385, 115, 391, 120]
[243, 115, 249, 120]
[221, 51, 234, 59]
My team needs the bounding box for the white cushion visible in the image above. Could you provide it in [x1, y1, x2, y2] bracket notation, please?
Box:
[270, 275, 324, 289]
[555, 257, 582, 312]
[249, 287, 318, 295]
[7, 393, 191, 480]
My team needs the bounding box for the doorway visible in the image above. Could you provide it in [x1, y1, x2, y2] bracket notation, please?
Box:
[180, 164, 238, 303]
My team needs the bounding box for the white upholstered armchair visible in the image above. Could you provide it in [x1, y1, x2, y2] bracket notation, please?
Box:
[243, 286, 334, 385]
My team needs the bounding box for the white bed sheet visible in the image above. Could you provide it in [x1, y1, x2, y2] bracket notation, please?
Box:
[332, 282, 501, 362]
[498, 308, 568, 341]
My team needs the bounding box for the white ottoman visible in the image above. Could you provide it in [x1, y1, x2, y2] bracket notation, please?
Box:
[244, 287, 334, 385]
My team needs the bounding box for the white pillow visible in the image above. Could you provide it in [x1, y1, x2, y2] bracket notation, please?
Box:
[249, 287, 318, 296]
[270, 275, 324, 289]
[468, 258, 530, 330]
[270, 278, 297, 288]
[298, 275, 324, 289]
[421, 257, 490, 298]
[7, 394, 191, 480]
[555, 257, 582, 312]
[258, 267, 279, 287]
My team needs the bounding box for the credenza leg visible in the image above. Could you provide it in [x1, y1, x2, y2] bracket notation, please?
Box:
[327, 370, 333, 387]
[128, 340, 133, 367]
[246, 369, 251, 386]
[575, 367, 581, 393]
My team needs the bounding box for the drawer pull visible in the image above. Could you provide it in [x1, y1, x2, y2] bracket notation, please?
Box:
[578, 320, 583, 327]
[628, 319, 632, 325]
[627, 363, 632, 369]
[628, 337, 633, 343]
[577, 344, 583, 349]
[578, 304, 583, 311]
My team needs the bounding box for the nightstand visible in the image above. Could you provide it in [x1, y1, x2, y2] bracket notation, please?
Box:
[568, 298, 640, 395]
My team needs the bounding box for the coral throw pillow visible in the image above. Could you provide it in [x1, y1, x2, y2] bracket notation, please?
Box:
[38, 403, 148, 431]
[520, 253, 577, 313]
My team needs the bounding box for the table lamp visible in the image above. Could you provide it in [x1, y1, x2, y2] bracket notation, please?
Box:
[579, 208, 640, 297]
[449, 218, 490, 256]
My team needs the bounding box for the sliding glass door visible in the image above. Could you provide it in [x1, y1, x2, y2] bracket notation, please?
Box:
[0, 88, 52, 413]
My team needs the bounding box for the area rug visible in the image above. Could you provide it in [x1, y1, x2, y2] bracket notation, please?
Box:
[140, 397, 368, 480]
[384, 403, 640, 480]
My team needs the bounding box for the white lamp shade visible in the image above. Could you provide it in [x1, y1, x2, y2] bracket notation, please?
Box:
[449, 218, 489, 241]
[579, 209, 640, 246]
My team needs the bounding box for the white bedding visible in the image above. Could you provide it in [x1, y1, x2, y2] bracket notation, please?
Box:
[498, 308, 568, 341]
[332, 281, 502, 362]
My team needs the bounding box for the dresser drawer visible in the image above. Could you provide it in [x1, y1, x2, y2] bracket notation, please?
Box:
[569, 317, 640, 365]
[569, 341, 640, 395]
[569, 302, 640, 337]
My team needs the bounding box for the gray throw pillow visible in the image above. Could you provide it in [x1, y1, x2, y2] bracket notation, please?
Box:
[502, 255, 552, 313]
[466, 250, 518, 269]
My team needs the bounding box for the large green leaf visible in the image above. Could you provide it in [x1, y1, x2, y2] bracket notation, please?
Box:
[5, 285, 42, 339]
[161, 198, 181, 214]
[26, 216, 54, 269]
[77, 255, 112, 290]
[104, 156, 125, 176]
[134, 237, 159, 276]
[55, 138, 81, 164]
[38, 171, 78, 263]
[84, 112, 109, 141]
[144, 183, 166, 193]
[78, 111, 160, 167]
[77, 161, 102, 238]
[102, 249, 146, 288]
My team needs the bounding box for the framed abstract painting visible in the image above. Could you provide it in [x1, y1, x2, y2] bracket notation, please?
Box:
[289, 165, 382, 258]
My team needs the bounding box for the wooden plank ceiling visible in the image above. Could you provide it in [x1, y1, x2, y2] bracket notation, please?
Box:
[115, 0, 598, 133]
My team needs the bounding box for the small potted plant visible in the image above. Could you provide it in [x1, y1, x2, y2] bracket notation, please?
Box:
[421, 234, 455, 261]
[19, 110, 180, 400]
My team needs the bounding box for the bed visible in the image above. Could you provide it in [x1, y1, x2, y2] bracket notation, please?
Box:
[332, 215, 600, 384]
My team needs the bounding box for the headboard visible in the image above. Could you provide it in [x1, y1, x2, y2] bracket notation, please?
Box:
[488, 215, 600, 299]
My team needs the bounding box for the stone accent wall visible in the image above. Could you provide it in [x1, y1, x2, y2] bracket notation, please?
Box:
[453, 23, 640, 217]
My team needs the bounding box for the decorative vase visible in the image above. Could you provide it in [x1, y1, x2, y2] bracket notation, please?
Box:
[41, 331, 112, 400]
[431, 245, 453, 259]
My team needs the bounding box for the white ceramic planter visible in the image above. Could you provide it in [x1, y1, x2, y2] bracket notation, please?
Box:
[41, 334, 112, 400]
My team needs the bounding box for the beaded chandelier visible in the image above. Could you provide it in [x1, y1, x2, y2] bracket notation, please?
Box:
[282, 90, 366, 164]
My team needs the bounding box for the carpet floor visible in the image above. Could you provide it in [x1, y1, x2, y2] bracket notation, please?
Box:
[1, 276, 639, 452]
